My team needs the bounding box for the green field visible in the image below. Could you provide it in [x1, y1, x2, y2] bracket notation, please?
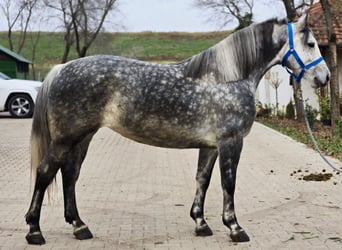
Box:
[0, 31, 229, 79]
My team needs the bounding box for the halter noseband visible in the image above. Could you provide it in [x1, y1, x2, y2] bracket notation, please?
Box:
[281, 22, 323, 83]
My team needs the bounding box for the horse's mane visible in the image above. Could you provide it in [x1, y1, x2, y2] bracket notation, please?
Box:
[183, 18, 287, 83]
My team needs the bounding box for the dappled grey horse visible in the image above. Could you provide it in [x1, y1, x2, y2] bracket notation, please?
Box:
[26, 15, 330, 245]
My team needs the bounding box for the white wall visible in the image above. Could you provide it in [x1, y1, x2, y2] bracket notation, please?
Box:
[257, 65, 319, 111]
[257, 48, 341, 114]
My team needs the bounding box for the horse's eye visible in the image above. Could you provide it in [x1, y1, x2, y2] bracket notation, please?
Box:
[308, 42, 315, 48]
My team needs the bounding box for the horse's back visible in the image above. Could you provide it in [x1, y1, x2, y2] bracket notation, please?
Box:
[45, 55, 193, 145]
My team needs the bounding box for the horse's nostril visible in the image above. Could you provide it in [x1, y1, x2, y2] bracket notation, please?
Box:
[326, 74, 330, 83]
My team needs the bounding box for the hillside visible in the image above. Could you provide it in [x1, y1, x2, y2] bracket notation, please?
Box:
[0, 31, 230, 79]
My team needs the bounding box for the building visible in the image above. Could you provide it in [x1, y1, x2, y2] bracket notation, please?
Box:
[0, 45, 32, 79]
[309, 0, 342, 89]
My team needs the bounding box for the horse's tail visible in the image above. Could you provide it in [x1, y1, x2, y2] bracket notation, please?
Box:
[30, 64, 65, 193]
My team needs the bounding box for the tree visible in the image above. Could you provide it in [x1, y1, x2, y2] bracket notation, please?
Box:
[44, 0, 118, 63]
[265, 71, 282, 113]
[0, 0, 46, 80]
[281, 0, 313, 20]
[280, 0, 313, 121]
[73, 0, 118, 58]
[0, 0, 40, 54]
[193, 0, 254, 30]
[28, 30, 42, 80]
[320, 0, 340, 133]
[44, 0, 75, 63]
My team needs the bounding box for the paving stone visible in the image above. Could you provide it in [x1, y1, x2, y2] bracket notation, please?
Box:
[0, 116, 341, 249]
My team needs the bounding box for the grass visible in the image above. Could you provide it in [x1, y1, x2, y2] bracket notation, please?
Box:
[101, 32, 228, 61]
[0, 30, 229, 78]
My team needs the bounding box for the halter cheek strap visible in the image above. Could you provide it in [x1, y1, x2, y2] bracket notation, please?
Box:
[281, 23, 323, 83]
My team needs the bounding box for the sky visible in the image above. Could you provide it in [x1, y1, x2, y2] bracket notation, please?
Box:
[111, 0, 286, 32]
[0, 0, 286, 32]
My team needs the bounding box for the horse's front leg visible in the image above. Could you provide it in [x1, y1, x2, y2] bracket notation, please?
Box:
[219, 136, 249, 242]
[190, 148, 218, 236]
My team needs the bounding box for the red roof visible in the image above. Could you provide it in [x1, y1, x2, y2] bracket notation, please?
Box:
[309, 0, 342, 45]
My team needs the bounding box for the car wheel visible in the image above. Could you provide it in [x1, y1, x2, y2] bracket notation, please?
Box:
[8, 94, 34, 118]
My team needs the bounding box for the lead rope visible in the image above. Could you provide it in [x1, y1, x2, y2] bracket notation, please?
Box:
[298, 88, 342, 173]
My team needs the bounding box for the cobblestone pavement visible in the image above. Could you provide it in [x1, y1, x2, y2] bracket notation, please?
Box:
[0, 114, 341, 250]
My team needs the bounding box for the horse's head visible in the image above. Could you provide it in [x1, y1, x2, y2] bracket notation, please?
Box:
[278, 14, 330, 88]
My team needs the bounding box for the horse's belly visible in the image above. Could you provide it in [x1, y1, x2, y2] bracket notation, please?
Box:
[101, 107, 217, 148]
[114, 123, 217, 149]
[120, 132, 214, 148]
[100, 91, 254, 149]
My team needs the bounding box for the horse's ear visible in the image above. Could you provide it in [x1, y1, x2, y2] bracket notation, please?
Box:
[297, 14, 309, 29]
[305, 13, 310, 27]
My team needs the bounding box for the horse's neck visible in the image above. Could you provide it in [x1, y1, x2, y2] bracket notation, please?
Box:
[218, 22, 285, 84]
[183, 21, 286, 88]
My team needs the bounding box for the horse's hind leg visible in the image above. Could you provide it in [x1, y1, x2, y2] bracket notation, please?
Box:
[25, 146, 65, 245]
[218, 136, 249, 242]
[60, 134, 95, 240]
[190, 148, 218, 236]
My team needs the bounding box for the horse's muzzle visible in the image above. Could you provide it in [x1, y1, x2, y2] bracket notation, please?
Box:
[314, 72, 330, 88]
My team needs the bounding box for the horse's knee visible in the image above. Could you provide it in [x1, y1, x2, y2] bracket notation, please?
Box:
[34, 155, 61, 188]
[35, 169, 56, 188]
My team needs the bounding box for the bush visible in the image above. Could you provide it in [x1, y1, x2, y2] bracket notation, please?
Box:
[319, 96, 331, 121]
[337, 118, 342, 138]
[256, 103, 272, 118]
[277, 111, 285, 119]
[305, 102, 318, 127]
[285, 100, 295, 119]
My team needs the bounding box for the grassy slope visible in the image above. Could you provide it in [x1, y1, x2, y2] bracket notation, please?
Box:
[0, 31, 229, 77]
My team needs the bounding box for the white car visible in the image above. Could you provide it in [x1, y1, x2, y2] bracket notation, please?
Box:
[0, 72, 42, 118]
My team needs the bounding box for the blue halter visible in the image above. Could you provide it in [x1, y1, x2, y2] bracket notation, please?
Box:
[281, 22, 323, 83]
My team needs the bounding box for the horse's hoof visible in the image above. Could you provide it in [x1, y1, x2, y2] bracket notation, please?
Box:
[195, 224, 213, 237]
[73, 225, 93, 240]
[230, 230, 250, 242]
[26, 232, 46, 245]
